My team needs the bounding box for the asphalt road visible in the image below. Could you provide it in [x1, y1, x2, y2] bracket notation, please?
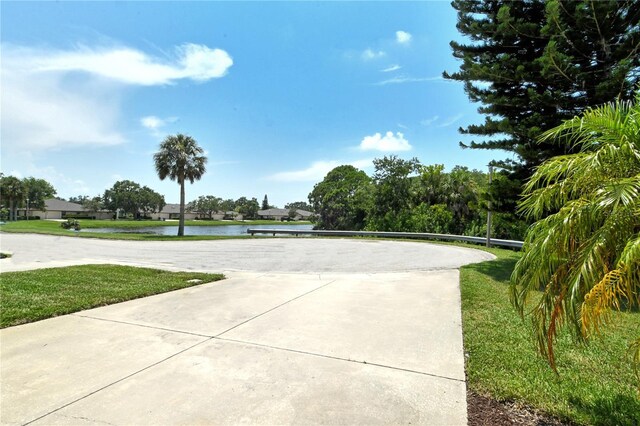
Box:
[0, 233, 494, 273]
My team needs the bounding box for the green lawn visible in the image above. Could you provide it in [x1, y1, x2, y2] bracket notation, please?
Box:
[461, 248, 640, 425]
[0, 219, 310, 240]
[0, 265, 224, 328]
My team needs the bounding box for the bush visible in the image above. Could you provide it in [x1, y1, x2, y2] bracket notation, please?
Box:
[409, 203, 454, 234]
[491, 213, 528, 240]
[60, 219, 81, 231]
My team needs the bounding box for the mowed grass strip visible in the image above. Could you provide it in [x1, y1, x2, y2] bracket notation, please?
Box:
[0, 219, 310, 240]
[0, 220, 246, 240]
[0, 265, 224, 328]
[460, 248, 640, 425]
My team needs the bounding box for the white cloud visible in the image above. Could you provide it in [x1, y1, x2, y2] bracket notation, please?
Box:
[397, 123, 409, 129]
[140, 115, 178, 136]
[396, 31, 412, 44]
[420, 115, 439, 126]
[359, 131, 412, 152]
[381, 64, 402, 73]
[141, 116, 164, 130]
[1, 66, 125, 150]
[375, 75, 441, 86]
[267, 159, 372, 182]
[361, 48, 386, 61]
[8, 43, 233, 86]
[438, 114, 463, 127]
[2, 41, 228, 152]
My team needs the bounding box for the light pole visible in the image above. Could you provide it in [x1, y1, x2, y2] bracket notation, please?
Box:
[26, 197, 30, 221]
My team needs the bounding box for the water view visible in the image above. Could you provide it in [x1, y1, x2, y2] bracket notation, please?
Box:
[82, 224, 314, 236]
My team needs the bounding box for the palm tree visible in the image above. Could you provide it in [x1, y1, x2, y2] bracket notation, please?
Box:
[0, 175, 25, 221]
[154, 134, 207, 236]
[510, 94, 639, 378]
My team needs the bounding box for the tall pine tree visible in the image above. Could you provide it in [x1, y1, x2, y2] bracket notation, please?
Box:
[444, 0, 640, 211]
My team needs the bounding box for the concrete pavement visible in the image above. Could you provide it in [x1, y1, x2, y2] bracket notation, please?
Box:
[0, 235, 494, 425]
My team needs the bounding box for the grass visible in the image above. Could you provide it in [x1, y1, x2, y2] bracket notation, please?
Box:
[460, 247, 640, 425]
[0, 265, 224, 328]
[0, 219, 310, 240]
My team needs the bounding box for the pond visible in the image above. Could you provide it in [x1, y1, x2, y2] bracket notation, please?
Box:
[81, 224, 314, 236]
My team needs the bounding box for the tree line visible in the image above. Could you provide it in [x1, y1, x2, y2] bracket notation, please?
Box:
[64, 180, 166, 219]
[0, 172, 311, 223]
[308, 156, 524, 238]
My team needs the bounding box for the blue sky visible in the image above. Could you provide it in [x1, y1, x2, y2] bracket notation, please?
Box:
[1, 1, 510, 207]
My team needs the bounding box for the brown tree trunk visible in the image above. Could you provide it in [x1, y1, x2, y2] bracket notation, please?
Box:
[178, 177, 185, 236]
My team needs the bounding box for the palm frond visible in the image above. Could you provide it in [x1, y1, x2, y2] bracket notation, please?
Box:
[539, 99, 635, 150]
[154, 134, 208, 183]
[512, 93, 640, 380]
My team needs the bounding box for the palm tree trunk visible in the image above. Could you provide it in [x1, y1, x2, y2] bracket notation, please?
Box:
[9, 199, 14, 222]
[178, 178, 185, 236]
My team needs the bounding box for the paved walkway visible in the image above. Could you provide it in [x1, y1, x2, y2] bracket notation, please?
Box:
[0, 234, 494, 425]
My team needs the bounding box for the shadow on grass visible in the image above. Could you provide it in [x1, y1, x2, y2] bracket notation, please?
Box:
[463, 257, 518, 283]
[568, 393, 640, 426]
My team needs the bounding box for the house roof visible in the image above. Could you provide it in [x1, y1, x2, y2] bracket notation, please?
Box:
[44, 198, 85, 212]
[157, 205, 236, 215]
[159, 204, 183, 214]
[258, 208, 289, 216]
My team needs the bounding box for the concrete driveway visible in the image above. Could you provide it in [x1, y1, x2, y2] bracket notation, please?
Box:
[0, 234, 494, 425]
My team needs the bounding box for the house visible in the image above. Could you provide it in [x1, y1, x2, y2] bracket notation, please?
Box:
[20, 199, 244, 221]
[148, 204, 199, 221]
[148, 205, 242, 221]
[20, 198, 112, 220]
[257, 208, 314, 221]
[295, 209, 314, 220]
[223, 211, 242, 221]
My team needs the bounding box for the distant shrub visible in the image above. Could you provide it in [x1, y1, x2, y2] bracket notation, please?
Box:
[61, 219, 81, 231]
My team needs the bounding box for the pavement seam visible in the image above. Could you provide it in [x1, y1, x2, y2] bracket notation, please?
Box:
[216, 336, 466, 384]
[213, 279, 339, 338]
[22, 336, 214, 426]
[70, 277, 338, 339]
[22, 279, 340, 424]
[71, 314, 212, 338]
